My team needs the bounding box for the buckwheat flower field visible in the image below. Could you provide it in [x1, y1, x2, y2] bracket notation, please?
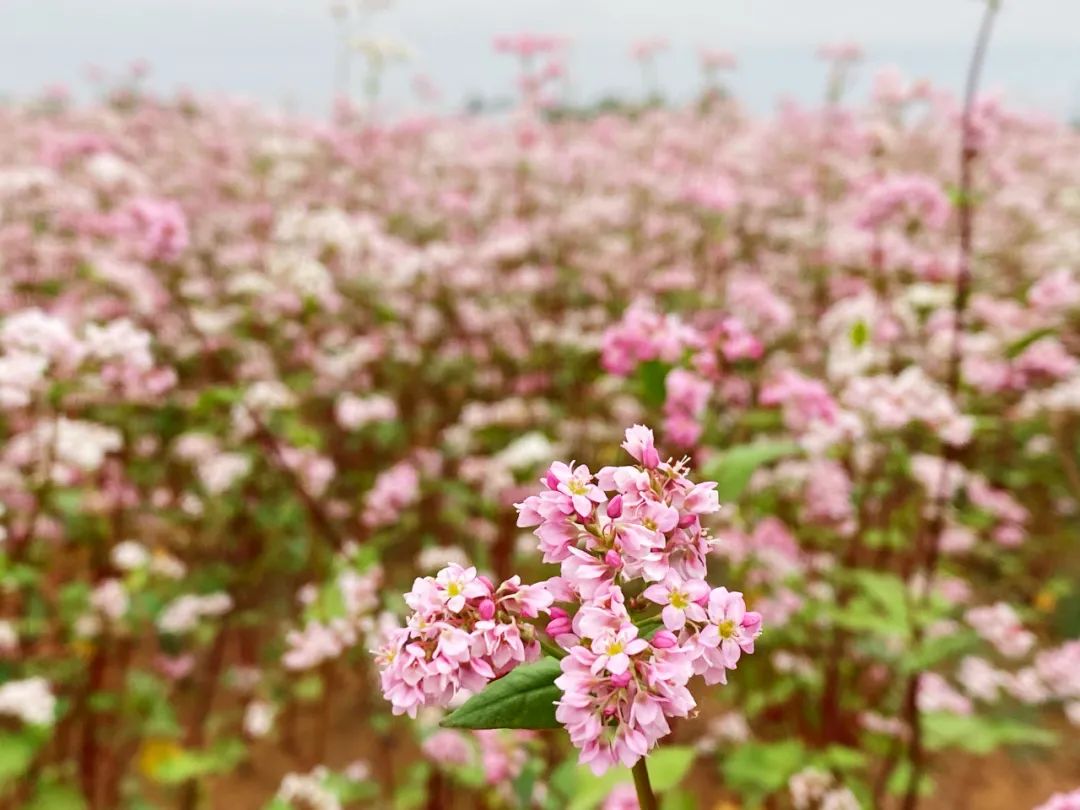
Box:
[1, 4, 1080, 809]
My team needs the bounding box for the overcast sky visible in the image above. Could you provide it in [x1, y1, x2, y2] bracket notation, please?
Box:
[1, 1, 1078, 116]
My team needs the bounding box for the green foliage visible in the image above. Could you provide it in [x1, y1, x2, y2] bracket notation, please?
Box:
[923, 713, 1057, 754]
[850, 319, 869, 348]
[904, 630, 980, 674]
[24, 778, 87, 810]
[700, 440, 801, 501]
[635, 360, 671, 409]
[559, 746, 697, 810]
[0, 729, 42, 788]
[1005, 328, 1056, 359]
[661, 789, 698, 810]
[441, 657, 563, 729]
[149, 738, 246, 784]
[393, 762, 432, 810]
[721, 740, 807, 803]
[828, 570, 912, 641]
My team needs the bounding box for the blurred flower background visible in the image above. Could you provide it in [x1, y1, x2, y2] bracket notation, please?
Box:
[0, 1, 1079, 809]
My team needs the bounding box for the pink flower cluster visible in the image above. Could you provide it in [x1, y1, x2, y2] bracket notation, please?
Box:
[601, 308, 764, 447]
[375, 565, 553, 718]
[854, 173, 951, 232]
[517, 426, 762, 773]
[1033, 789, 1080, 810]
[600, 305, 695, 377]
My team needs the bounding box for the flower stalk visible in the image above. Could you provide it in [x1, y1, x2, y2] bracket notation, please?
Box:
[631, 758, 659, 810]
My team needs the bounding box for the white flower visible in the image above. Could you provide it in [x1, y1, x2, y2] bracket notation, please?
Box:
[789, 768, 833, 810]
[0, 678, 56, 726]
[0, 352, 47, 408]
[495, 431, 556, 471]
[243, 701, 275, 738]
[158, 593, 233, 634]
[335, 393, 397, 430]
[197, 453, 251, 494]
[111, 540, 150, 571]
[90, 579, 129, 621]
[19, 418, 124, 472]
[83, 319, 154, 371]
[277, 767, 341, 810]
[821, 788, 861, 810]
[0, 620, 17, 653]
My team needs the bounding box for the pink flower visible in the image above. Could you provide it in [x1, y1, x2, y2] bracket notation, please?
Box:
[384, 427, 760, 765]
[123, 197, 189, 262]
[434, 564, 489, 613]
[693, 588, 762, 682]
[376, 565, 551, 716]
[854, 174, 950, 232]
[548, 461, 607, 518]
[1032, 788, 1080, 810]
[622, 424, 660, 469]
[555, 633, 695, 774]
[589, 623, 649, 676]
[603, 784, 641, 810]
[422, 730, 472, 767]
[643, 576, 710, 631]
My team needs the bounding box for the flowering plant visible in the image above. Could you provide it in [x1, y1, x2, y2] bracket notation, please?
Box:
[376, 425, 762, 804]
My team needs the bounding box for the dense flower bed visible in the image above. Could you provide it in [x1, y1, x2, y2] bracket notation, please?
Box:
[0, 69, 1079, 809]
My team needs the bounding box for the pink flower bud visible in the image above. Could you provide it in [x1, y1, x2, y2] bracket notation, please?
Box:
[678, 513, 697, 529]
[603, 549, 622, 569]
[478, 598, 496, 620]
[547, 621, 571, 637]
[545, 468, 560, 490]
[606, 495, 623, 519]
[546, 608, 571, 637]
[610, 671, 632, 688]
[476, 575, 495, 593]
[651, 630, 678, 649]
[643, 446, 661, 469]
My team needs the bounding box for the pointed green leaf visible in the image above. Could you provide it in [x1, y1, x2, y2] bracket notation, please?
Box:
[1005, 327, 1056, 359]
[441, 657, 563, 730]
[636, 360, 671, 409]
[701, 440, 800, 502]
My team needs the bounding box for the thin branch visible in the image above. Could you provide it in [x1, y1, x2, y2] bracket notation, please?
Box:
[900, 4, 1001, 809]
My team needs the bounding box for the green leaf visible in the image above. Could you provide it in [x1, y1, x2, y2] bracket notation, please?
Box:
[646, 746, 696, 792]
[887, 761, 934, 797]
[661, 790, 698, 810]
[903, 631, 979, 674]
[923, 713, 1056, 754]
[850, 319, 869, 348]
[513, 760, 541, 807]
[152, 739, 246, 784]
[547, 759, 579, 804]
[0, 731, 40, 787]
[441, 657, 562, 729]
[635, 360, 671, 410]
[819, 745, 867, 772]
[721, 740, 806, 802]
[393, 762, 431, 810]
[1005, 327, 1056, 359]
[25, 780, 87, 810]
[293, 673, 324, 703]
[701, 441, 801, 502]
